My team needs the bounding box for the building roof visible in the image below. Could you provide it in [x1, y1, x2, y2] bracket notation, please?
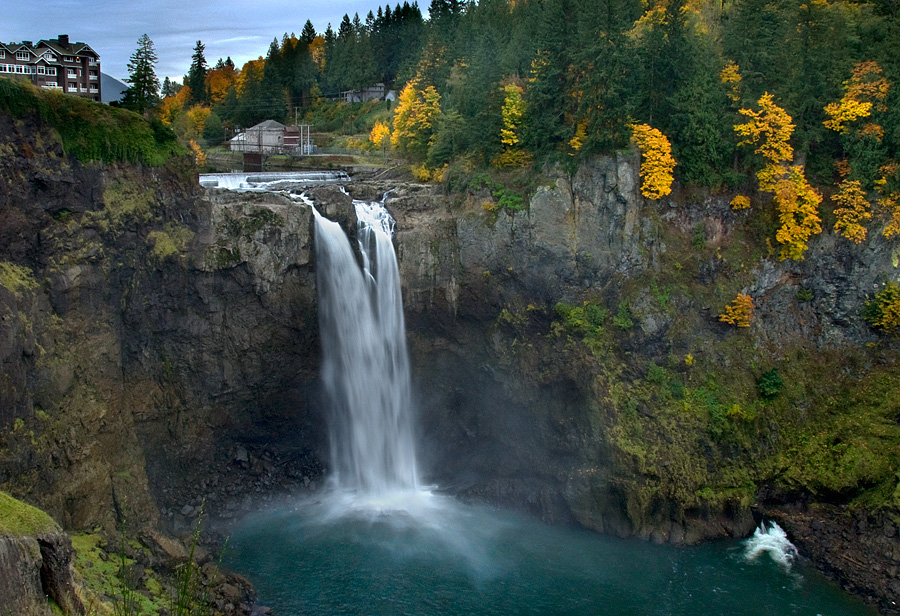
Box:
[0, 36, 99, 60]
[248, 120, 287, 131]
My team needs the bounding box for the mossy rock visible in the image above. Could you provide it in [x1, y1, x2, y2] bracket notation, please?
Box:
[0, 490, 60, 537]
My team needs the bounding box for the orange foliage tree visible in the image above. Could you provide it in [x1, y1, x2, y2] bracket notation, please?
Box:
[719, 293, 754, 328]
[206, 64, 238, 104]
[630, 123, 676, 199]
[159, 85, 192, 125]
[735, 93, 822, 260]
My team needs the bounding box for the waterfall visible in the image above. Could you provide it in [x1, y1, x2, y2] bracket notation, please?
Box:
[312, 197, 419, 497]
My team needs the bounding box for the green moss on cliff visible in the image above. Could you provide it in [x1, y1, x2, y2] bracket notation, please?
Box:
[0, 77, 185, 165]
[0, 490, 60, 536]
[147, 224, 195, 263]
[0, 261, 39, 296]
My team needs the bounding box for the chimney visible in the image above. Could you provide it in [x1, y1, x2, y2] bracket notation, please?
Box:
[58, 34, 69, 47]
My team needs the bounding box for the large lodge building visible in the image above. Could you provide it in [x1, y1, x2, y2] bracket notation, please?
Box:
[0, 34, 101, 102]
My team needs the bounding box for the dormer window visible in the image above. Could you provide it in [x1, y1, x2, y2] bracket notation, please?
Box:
[17, 50, 30, 61]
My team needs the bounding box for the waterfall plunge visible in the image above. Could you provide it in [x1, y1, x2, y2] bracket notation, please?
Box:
[313, 198, 419, 500]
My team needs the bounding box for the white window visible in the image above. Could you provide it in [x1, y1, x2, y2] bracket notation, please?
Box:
[67, 71, 77, 78]
[64, 55, 76, 63]
[17, 50, 30, 61]
[15, 65, 24, 73]
[45, 54, 56, 62]
[0, 50, 5, 59]
[37, 66, 45, 75]
[45, 81, 57, 87]
[68, 84, 77, 92]
[46, 67, 55, 76]
[90, 85, 98, 92]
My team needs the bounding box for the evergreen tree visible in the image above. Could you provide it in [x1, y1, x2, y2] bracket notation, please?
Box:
[301, 20, 317, 46]
[122, 34, 160, 114]
[186, 40, 209, 104]
[161, 76, 181, 98]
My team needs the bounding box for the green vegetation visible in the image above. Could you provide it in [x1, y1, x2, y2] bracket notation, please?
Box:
[72, 532, 164, 616]
[0, 490, 60, 537]
[864, 281, 900, 332]
[0, 77, 184, 166]
[147, 224, 195, 262]
[0, 261, 39, 296]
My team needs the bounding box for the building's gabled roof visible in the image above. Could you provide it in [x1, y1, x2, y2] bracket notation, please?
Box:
[0, 37, 99, 61]
[248, 120, 287, 131]
[36, 38, 100, 60]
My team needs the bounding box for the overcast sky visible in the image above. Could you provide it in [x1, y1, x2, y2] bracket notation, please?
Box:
[6, 0, 391, 83]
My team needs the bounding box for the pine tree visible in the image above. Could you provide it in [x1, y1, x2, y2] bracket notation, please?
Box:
[186, 40, 209, 105]
[123, 34, 160, 114]
[301, 20, 317, 46]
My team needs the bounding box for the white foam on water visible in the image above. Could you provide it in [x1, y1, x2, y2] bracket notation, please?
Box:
[743, 521, 799, 571]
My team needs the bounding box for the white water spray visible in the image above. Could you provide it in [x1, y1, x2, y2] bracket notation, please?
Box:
[743, 521, 799, 571]
[312, 196, 419, 500]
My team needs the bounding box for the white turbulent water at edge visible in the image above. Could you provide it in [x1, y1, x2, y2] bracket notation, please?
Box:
[312, 197, 419, 499]
[743, 521, 799, 570]
[199, 171, 350, 191]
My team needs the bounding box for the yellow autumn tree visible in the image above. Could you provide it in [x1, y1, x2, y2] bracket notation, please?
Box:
[720, 60, 742, 105]
[189, 140, 206, 167]
[370, 120, 391, 161]
[391, 80, 441, 158]
[876, 163, 900, 238]
[824, 61, 889, 133]
[735, 93, 822, 260]
[832, 180, 872, 243]
[185, 104, 211, 140]
[630, 123, 676, 199]
[772, 167, 823, 260]
[159, 85, 192, 125]
[735, 93, 794, 165]
[719, 293, 754, 327]
[494, 83, 531, 168]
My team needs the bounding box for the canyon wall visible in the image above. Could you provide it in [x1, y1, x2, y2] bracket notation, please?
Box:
[1, 111, 898, 612]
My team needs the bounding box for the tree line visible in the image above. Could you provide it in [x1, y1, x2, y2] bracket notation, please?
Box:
[121, 0, 900, 259]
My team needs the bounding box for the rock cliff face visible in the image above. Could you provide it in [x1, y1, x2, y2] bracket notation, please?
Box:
[1, 110, 898, 613]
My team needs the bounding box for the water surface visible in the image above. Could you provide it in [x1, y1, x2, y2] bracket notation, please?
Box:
[224, 491, 876, 616]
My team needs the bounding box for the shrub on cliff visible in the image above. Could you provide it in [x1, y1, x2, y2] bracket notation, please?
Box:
[0, 77, 185, 166]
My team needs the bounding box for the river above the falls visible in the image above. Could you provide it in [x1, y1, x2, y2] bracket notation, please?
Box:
[222, 491, 876, 616]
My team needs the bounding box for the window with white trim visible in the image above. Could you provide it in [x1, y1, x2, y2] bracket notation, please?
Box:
[0, 65, 6, 72]
[46, 67, 56, 76]
[15, 65, 24, 73]
[37, 66, 45, 75]
[17, 50, 30, 60]
[45, 82, 57, 87]
[64, 55, 76, 62]
[0, 50, 5, 59]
